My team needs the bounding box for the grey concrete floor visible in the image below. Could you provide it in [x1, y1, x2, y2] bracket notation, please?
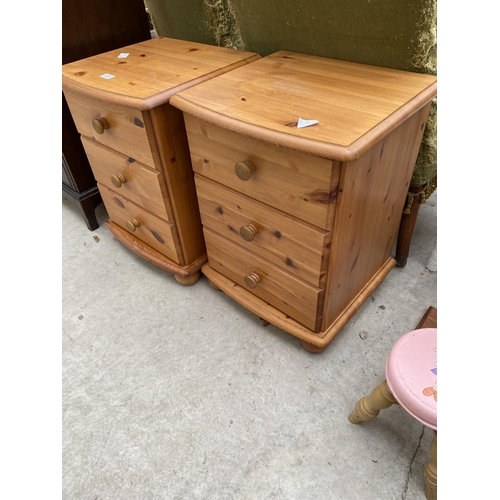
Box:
[62, 191, 437, 500]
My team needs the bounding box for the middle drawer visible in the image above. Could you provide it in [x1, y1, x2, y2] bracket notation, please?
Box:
[82, 137, 172, 222]
[195, 175, 329, 288]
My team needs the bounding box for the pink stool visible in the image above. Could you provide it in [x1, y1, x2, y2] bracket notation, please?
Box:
[348, 327, 437, 499]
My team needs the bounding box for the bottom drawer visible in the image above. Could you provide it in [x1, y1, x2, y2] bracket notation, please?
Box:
[99, 183, 181, 264]
[204, 228, 324, 332]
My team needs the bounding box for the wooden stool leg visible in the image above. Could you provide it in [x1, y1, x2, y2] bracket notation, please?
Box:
[348, 379, 397, 424]
[424, 430, 437, 500]
[396, 185, 423, 268]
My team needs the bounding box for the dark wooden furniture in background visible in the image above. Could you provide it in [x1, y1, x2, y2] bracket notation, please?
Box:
[62, 0, 151, 230]
[415, 306, 437, 330]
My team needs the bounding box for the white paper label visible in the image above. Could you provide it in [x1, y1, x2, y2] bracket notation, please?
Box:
[297, 117, 319, 129]
[117, 53, 129, 59]
[100, 73, 115, 79]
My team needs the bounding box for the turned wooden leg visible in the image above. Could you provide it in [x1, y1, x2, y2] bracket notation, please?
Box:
[301, 340, 326, 353]
[174, 270, 201, 286]
[424, 430, 437, 500]
[348, 379, 398, 423]
[396, 185, 423, 267]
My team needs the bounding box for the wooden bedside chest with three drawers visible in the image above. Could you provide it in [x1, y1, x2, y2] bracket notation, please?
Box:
[170, 51, 437, 348]
[62, 37, 259, 285]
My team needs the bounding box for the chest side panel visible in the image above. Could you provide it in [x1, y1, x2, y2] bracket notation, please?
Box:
[149, 103, 206, 265]
[322, 103, 432, 331]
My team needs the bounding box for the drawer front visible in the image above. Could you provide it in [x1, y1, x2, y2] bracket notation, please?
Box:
[99, 183, 180, 264]
[64, 88, 157, 169]
[204, 228, 323, 332]
[185, 115, 336, 230]
[82, 137, 172, 222]
[196, 175, 329, 288]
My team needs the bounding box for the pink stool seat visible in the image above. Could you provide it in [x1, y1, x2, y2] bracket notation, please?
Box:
[386, 327, 437, 430]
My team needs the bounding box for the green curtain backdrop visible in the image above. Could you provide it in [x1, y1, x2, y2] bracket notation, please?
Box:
[145, 0, 437, 192]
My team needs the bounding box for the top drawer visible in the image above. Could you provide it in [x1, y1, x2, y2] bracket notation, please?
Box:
[184, 115, 339, 230]
[63, 88, 157, 169]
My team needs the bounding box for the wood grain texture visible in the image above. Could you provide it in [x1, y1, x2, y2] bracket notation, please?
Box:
[64, 88, 159, 169]
[99, 183, 182, 264]
[201, 257, 395, 348]
[195, 175, 329, 287]
[62, 37, 260, 109]
[81, 137, 174, 221]
[170, 50, 437, 161]
[149, 103, 206, 265]
[321, 104, 432, 330]
[185, 115, 338, 229]
[204, 228, 324, 331]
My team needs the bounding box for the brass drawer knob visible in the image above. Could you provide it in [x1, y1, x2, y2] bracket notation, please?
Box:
[92, 117, 110, 135]
[240, 224, 258, 242]
[125, 218, 140, 232]
[111, 173, 127, 188]
[244, 273, 260, 289]
[234, 160, 255, 181]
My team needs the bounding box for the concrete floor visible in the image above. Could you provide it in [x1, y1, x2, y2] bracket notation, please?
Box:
[62, 191, 437, 500]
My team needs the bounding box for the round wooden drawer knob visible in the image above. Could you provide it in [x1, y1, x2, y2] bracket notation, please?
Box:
[244, 273, 260, 289]
[234, 160, 255, 181]
[111, 173, 127, 188]
[240, 224, 258, 242]
[125, 218, 140, 232]
[92, 117, 110, 135]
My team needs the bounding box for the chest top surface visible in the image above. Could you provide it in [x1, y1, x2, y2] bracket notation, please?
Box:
[62, 37, 260, 110]
[170, 51, 437, 161]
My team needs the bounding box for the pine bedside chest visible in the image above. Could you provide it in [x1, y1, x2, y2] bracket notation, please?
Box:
[62, 37, 259, 285]
[170, 51, 437, 348]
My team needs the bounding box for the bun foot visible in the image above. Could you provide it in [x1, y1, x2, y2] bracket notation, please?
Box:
[208, 279, 221, 291]
[301, 340, 326, 353]
[175, 270, 201, 286]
